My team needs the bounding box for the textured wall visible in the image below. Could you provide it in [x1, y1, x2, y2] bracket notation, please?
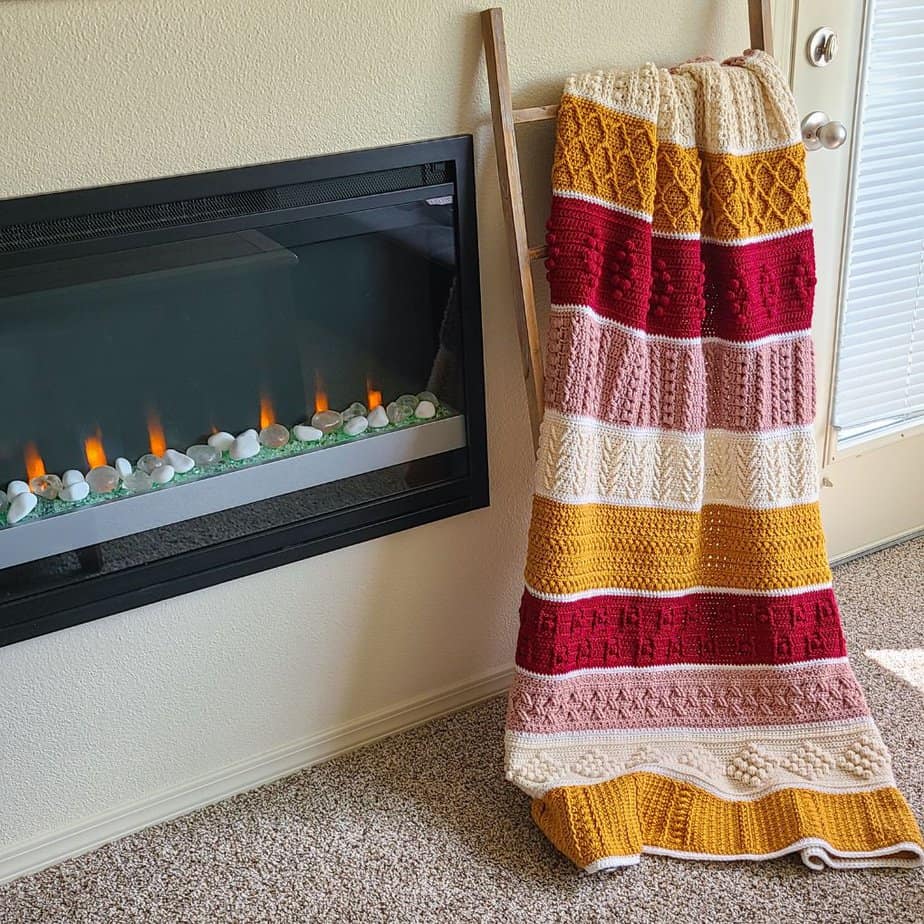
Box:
[0, 0, 750, 852]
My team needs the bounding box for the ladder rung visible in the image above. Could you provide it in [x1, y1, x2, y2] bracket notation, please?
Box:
[513, 104, 559, 124]
[481, 3, 770, 455]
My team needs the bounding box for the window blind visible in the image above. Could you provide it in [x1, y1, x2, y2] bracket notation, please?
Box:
[832, 0, 924, 444]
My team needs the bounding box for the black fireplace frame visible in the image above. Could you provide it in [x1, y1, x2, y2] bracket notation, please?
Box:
[0, 135, 488, 647]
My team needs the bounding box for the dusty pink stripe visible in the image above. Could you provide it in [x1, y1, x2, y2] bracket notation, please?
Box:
[506, 660, 869, 733]
[544, 308, 816, 432]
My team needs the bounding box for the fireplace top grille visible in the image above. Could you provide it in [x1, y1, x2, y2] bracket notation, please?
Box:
[0, 161, 452, 255]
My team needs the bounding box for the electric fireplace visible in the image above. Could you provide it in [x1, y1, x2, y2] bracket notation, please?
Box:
[0, 136, 487, 646]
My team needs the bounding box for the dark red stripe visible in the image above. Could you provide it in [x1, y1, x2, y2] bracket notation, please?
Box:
[516, 588, 846, 674]
[545, 196, 816, 342]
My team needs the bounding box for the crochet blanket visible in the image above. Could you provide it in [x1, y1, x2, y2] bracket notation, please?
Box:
[505, 50, 924, 872]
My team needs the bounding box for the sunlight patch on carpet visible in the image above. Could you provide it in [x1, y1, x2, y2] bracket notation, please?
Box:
[865, 649, 924, 693]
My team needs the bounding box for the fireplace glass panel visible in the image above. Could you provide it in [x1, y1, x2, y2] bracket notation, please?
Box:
[0, 137, 486, 644]
[0, 194, 461, 485]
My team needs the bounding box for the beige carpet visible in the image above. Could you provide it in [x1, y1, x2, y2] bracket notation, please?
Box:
[2, 538, 923, 923]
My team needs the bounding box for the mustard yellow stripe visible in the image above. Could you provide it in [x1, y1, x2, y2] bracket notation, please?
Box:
[552, 94, 812, 240]
[552, 95, 657, 217]
[525, 497, 832, 595]
[533, 772, 924, 869]
[653, 142, 702, 235]
[701, 144, 811, 241]
[653, 143, 811, 239]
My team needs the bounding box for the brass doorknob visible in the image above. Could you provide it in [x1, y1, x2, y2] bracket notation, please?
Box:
[801, 110, 848, 151]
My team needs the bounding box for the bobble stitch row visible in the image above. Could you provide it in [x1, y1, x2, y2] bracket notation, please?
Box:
[648, 257, 674, 318]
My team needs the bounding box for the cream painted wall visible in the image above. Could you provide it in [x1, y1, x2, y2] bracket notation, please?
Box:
[0, 0, 754, 867]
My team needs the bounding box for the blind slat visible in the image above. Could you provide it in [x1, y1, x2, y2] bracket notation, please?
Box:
[833, 0, 924, 437]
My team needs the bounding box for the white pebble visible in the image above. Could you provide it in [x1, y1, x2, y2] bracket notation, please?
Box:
[7, 491, 37, 524]
[164, 449, 195, 474]
[367, 406, 389, 428]
[230, 436, 260, 461]
[114, 457, 133, 479]
[62, 470, 86, 487]
[7, 480, 30, 499]
[292, 424, 323, 442]
[237, 429, 258, 443]
[60, 481, 91, 502]
[152, 464, 176, 484]
[208, 431, 235, 453]
[344, 416, 369, 436]
[415, 400, 436, 419]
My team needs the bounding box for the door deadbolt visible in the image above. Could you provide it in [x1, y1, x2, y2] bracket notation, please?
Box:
[807, 26, 839, 67]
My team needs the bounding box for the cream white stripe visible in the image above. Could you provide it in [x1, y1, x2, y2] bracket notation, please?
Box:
[793, 843, 924, 871]
[651, 228, 702, 241]
[647, 225, 815, 245]
[551, 188, 653, 222]
[505, 719, 894, 801]
[588, 841, 924, 872]
[542, 407, 815, 442]
[705, 493, 821, 509]
[542, 491, 820, 512]
[550, 303, 813, 349]
[514, 764, 896, 804]
[535, 412, 821, 512]
[585, 855, 640, 871]
[551, 303, 698, 345]
[542, 408, 706, 442]
[700, 223, 814, 247]
[560, 87, 658, 128]
[505, 718, 876, 748]
[524, 582, 834, 604]
[514, 657, 848, 682]
[561, 86, 804, 155]
[649, 225, 815, 246]
[535, 486, 823, 513]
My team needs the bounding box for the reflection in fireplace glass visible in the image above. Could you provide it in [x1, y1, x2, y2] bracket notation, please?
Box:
[0, 139, 487, 642]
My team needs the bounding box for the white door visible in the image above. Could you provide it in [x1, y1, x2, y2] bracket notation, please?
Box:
[786, 0, 924, 559]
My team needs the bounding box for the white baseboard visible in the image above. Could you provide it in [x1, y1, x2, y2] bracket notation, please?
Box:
[830, 526, 924, 566]
[5, 531, 920, 887]
[0, 666, 513, 886]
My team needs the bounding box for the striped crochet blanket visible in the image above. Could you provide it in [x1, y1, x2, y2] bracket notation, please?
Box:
[505, 50, 924, 871]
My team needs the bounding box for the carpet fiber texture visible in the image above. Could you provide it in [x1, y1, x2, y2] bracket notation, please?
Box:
[1, 538, 922, 923]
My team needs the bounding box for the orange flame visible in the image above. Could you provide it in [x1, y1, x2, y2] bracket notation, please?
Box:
[366, 378, 382, 410]
[147, 411, 167, 457]
[314, 371, 328, 413]
[84, 431, 107, 469]
[24, 442, 46, 481]
[260, 392, 276, 430]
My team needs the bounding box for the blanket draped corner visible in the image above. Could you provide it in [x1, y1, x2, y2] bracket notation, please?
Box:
[504, 49, 924, 872]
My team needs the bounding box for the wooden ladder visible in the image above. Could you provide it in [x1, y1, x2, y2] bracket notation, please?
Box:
[480, 2, 774, 451]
